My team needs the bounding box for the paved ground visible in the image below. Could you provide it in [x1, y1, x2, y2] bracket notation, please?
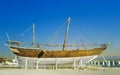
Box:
[0, 68, 120, 75]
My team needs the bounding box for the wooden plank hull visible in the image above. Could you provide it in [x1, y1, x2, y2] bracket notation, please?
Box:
[9, 46, 107, 58]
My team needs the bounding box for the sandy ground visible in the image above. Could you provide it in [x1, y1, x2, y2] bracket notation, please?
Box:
[0, 68, 120, 75]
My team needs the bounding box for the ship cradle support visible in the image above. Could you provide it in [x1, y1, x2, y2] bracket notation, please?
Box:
[17, 55, 98, 70]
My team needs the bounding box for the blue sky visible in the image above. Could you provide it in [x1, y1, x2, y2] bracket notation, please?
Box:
[0, 0, 120, 58]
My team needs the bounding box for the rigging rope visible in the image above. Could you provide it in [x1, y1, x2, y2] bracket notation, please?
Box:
[73, 24, 97, 45]
[15, 25, 39, 46]
[45, 18, 101, 50]
[16, 25, 32, 38]
[46, 19, 69, 44]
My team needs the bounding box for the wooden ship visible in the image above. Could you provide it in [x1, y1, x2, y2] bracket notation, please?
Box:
[6, 17, 110, 68]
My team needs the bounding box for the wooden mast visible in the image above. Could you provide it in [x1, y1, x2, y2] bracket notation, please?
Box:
[63, 17, 71, 51]
[32, 23, 35, 48]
